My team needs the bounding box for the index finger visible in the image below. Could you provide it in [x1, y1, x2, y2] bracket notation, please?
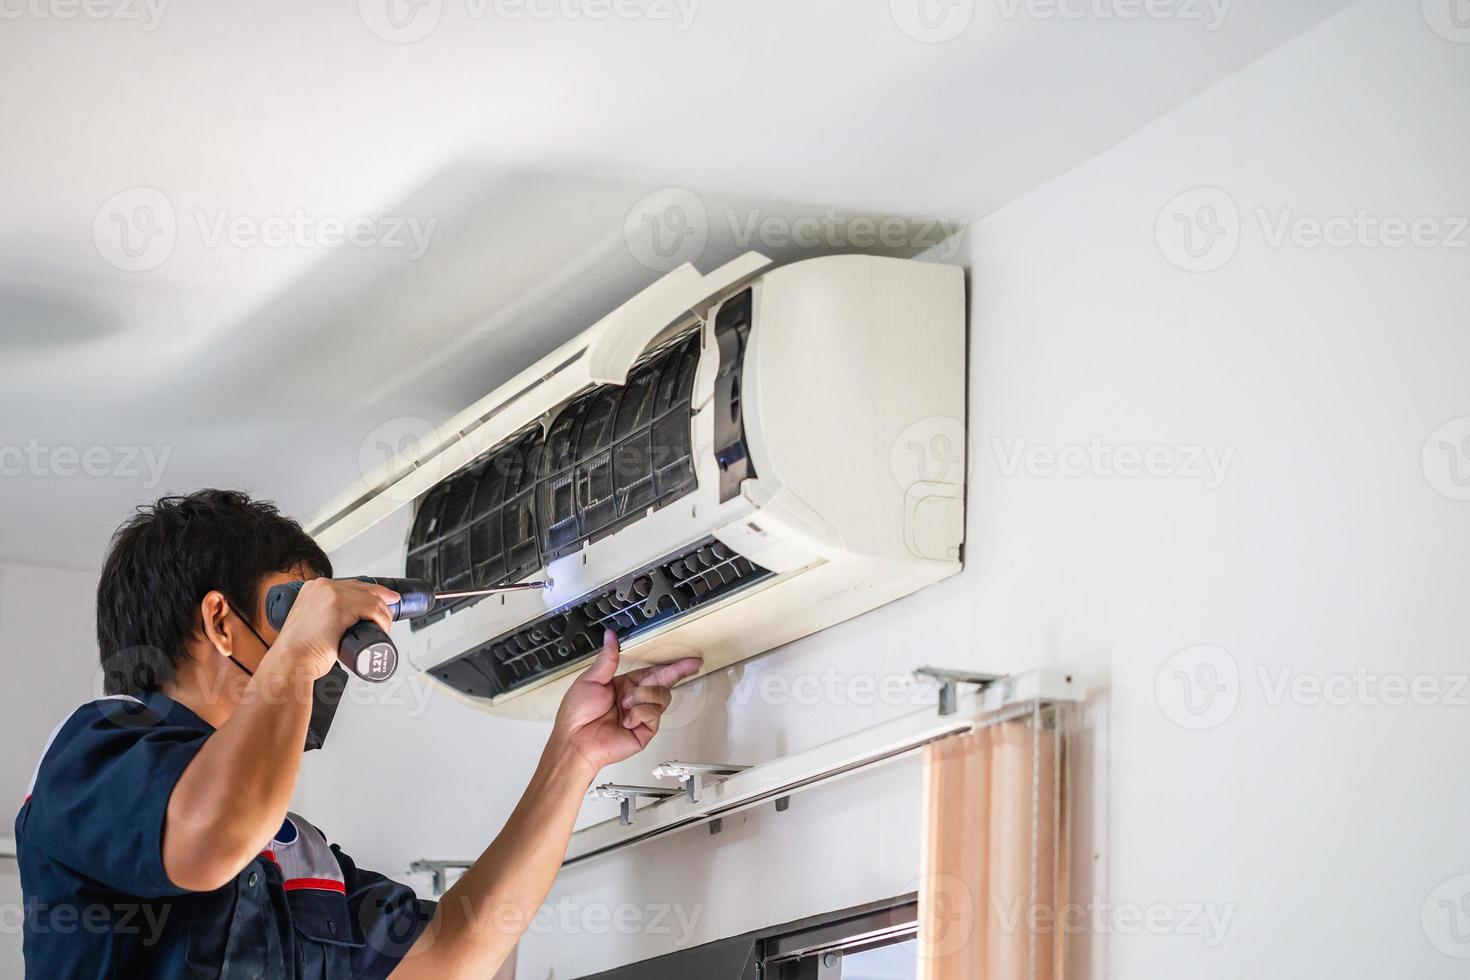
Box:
[625, 656, 703, 689]
[341, 580, 401, 605]
[340, 585, 397, 633]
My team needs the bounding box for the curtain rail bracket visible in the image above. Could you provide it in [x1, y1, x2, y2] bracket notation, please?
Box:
[408, 859, 473, 896]
[591, 783, 684, 825]
[913, 666, 1007, 716]
[652, 761, 751, 802]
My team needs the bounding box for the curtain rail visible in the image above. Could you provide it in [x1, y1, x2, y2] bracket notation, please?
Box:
[562, 669, 1083, 866]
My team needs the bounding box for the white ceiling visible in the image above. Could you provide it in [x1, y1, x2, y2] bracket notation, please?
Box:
[0, 0, 1355, 568]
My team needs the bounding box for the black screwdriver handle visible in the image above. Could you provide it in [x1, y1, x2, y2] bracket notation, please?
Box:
[263, 577, 432, 683]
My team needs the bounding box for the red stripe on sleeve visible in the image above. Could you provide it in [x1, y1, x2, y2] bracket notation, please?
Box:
[284, 877, 347, 893]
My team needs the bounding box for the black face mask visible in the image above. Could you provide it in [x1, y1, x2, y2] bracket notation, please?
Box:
[228, 613, 348, 752]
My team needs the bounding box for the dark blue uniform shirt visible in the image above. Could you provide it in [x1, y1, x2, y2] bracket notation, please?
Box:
[16, 694, 434, 978]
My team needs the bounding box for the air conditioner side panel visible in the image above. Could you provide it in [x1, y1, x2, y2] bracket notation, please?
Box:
[743, 255, 967, 567]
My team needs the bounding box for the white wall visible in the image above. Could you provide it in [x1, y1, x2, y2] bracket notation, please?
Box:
[0, 562, 104, 979]
[88, 2, 1468, 979]
[306, 3, 1470, 977]
[955, 2, 1469, 976]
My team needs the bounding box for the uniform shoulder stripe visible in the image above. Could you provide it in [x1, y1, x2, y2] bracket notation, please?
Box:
[22, 696, 144, 802]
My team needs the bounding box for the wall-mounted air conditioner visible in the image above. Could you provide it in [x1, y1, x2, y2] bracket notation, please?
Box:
[307, 252, 967, 717]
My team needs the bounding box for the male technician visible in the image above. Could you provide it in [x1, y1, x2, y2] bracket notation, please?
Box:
[16, 488, 700, 977]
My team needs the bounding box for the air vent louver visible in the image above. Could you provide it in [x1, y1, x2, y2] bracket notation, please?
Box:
[405, 330, 703, 629]
[431, 536, 774, 700]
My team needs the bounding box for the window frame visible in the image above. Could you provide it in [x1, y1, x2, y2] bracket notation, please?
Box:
[575, 894, 917, 980]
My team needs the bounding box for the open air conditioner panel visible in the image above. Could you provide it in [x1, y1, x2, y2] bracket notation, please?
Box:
[405, 328, 709, 631]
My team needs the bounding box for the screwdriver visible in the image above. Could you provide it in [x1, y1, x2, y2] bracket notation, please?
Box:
[265, 575, 554, 683]
[435, 581, 551, 600]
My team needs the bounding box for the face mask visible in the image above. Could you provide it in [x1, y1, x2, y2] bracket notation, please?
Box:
[228, 612, 348, 752]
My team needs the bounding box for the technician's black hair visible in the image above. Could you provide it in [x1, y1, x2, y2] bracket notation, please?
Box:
[96, 489, 332, 696]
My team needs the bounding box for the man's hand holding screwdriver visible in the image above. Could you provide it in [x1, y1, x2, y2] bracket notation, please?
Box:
[270, 577, 400, 679]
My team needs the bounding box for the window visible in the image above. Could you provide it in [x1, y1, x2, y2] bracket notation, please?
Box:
[762, 900, 918, 980]
[576, 896, 915, 980]
[840, 940, 921, 979]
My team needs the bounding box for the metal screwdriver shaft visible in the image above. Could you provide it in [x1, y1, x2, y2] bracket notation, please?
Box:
[434, 580, 551, 599]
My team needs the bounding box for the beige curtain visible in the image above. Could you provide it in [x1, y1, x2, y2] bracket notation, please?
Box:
[917, 708, 1069, 980]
